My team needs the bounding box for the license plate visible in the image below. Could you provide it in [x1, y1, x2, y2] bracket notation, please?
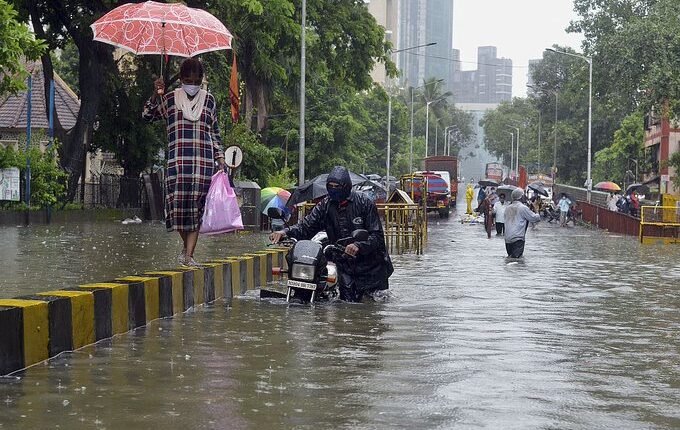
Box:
[287, 279, 317, 290]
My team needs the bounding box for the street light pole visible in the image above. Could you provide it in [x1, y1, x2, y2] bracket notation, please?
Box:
[425, 97, 444, 160]
[409, 79, 444, 172]
[537, 110, 541, 174]
[554, 91, 558, 179]
[386, 94, 392, 184]
[298, 0, 306, 184]
[505, 130, 514, 179]
[546, 47, 593, 201]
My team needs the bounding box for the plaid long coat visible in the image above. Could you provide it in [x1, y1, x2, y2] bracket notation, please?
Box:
[143, 90, 224, 231]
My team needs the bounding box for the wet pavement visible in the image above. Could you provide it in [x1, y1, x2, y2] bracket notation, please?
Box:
[1, 212, 680, 429]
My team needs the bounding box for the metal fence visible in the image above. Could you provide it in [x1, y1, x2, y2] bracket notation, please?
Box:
[73, 174, 146, 209]
[580, 202, 640, 236]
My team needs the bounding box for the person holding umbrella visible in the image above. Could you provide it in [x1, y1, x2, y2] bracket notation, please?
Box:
[143, 58, 226, 266]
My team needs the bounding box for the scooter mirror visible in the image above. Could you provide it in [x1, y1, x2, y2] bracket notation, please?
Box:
[267, 207, 285, 220]
[352, 229, 369, 241]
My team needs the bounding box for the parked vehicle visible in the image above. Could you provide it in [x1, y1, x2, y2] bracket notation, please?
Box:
[485, 162, 503, 184]
[424, 156, 458, 204]
[400, 172, 450, 218]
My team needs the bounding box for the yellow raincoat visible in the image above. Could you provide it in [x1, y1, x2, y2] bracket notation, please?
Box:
[465, 184, 474, 214]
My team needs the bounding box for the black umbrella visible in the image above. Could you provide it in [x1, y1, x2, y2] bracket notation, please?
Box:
[528, 181, 549, 197]
[496, 185, 519, 199]
[478, 179, 500, 187]
[287, 171, 367, 207]
[625, 183, 650, 195]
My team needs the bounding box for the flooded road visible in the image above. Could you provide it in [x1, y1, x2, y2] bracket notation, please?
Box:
[1, 214, 680, 429]
[0, 221, 267, 299]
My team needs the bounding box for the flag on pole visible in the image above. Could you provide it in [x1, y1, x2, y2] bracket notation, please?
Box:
[229, 52, 240, 123]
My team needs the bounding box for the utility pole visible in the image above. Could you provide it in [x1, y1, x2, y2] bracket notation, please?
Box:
[298, 0, 306, 184]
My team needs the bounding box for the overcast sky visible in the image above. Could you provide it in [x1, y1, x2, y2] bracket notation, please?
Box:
[453, 0, 584, 98]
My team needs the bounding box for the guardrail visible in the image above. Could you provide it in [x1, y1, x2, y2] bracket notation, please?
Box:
[579, 202, 640, 236]
[639, 205, 680, 244]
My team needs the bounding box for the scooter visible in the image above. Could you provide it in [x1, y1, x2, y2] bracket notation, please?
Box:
[266, 207, 368, 304]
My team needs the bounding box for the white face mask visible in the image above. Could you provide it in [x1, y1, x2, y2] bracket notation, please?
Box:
[182, 83, 201, 97]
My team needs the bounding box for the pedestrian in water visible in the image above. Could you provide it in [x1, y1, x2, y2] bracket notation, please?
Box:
[492, 191, 507, 236]
[503, 188, 540, 258]
[556, 193, 572, 227]
[143, 57, 225, 266]
[465, 182, 474, 215]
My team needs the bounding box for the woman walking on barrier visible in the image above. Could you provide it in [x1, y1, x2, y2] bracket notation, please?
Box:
[143, 57, 226, 266]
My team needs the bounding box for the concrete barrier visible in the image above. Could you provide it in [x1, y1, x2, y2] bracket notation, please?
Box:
[0, 247, 289, 376]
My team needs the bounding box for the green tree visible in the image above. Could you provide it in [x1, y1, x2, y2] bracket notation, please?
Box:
[0, 0, 45, 95]
[12, 0, 118, 201]
[592, 112, 645, 185]
[569, 0, 680, 114]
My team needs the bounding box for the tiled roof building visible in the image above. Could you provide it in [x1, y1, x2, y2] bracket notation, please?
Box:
[0, 61, 80, 143]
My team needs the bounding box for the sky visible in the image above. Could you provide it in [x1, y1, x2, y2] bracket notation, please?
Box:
[453, 0, 584, 98]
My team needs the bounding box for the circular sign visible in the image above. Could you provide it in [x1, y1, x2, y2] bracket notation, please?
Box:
[224, 145, 243, 169]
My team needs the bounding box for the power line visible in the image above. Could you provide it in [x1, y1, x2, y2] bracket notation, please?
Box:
[402, 50, 530, 69]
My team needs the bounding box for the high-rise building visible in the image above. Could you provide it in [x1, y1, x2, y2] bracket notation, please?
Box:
[367, 0, 453, 90]
[365, 0, 399, 85]
[526, 59, 541, 94]
[452, 46, 513, 103]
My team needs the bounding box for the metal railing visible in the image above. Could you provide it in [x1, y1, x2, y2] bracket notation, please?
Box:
[639, 205, 680, 244]
[292, 201, 428, 255]
[377, 203, 427, 255]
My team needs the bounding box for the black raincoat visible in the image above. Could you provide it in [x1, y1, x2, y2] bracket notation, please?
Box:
[285, 167, 393, 300]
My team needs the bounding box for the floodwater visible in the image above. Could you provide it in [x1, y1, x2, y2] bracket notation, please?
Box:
[1, 213, 680, 429]
[0, 221, 268, 299]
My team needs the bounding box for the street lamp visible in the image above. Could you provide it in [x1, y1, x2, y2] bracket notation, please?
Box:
[507, 124, 520, 178]
[546, 47, 593, 201]
[505, 130, 515, 179]
[299, 0, 306, 184]
[444, 125, 457, 155]
[386, 43, 436, 181]
[410, 78, 444, 172]
[528, 84, 559, 178]
[425, 97, 445, 159]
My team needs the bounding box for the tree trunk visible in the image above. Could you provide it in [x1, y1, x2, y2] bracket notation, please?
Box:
[62, 39, 114, 201]
[244, 80, 255, 131]
[27, 2, 66, 144]
[256, 81, 268, 133]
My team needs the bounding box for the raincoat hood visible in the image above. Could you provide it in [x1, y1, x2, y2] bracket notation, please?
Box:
[327, 166, 352, 201]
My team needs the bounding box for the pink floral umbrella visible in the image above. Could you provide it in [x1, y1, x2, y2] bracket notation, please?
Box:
[90, 1, 232, 58]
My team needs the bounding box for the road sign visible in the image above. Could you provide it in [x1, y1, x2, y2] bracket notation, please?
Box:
[224, 146, 243, 169]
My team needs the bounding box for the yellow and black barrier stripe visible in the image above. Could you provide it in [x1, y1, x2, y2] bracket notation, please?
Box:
[0, 247, 289, 376]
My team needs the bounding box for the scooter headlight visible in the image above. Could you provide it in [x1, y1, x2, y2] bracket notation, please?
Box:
[291, 263, 316, 281]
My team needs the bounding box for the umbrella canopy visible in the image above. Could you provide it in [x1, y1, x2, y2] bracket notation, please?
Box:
[594, 181, 621, 192]
[478, 179, 500, 187]
[528, 181, 549, 197]
[625, 183, 650, 195]
[260, 187, 291, 215]
[496, 185, 519, 199]
[287, 172, 366, 207]
[91, 1, 232, 57]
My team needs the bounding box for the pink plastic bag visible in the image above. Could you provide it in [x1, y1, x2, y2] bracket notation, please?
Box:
[200, 171, 244, 235]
